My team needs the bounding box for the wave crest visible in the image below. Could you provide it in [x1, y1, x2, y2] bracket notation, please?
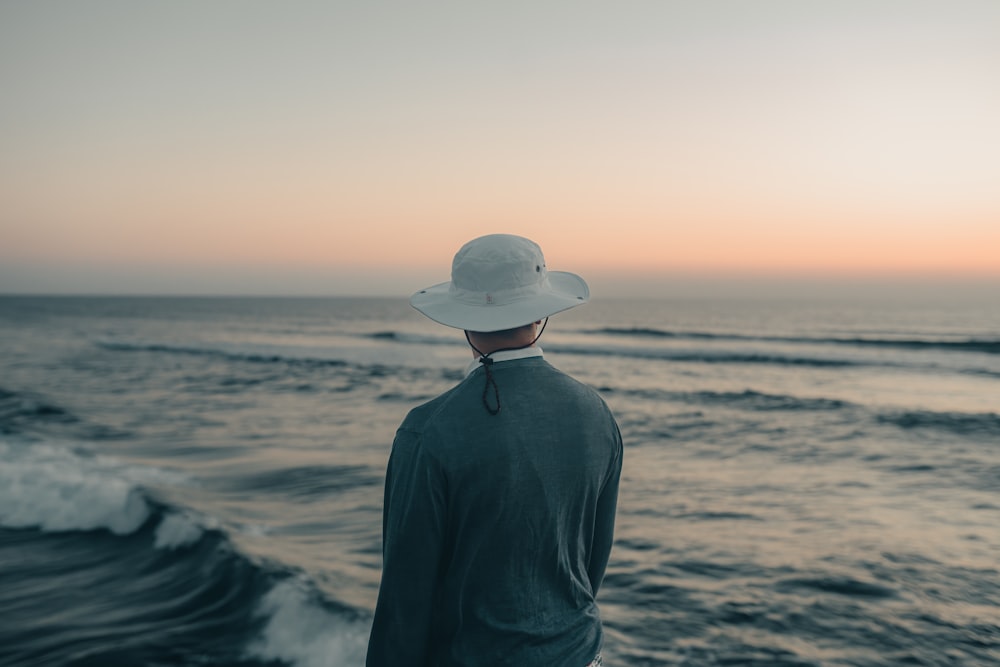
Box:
[0, 439, 191, 541]
[247, 578, 369, 667]
[0, 440, 151, 535]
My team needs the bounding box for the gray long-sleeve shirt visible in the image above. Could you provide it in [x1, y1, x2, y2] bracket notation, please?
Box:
[367, 354, 622, 666]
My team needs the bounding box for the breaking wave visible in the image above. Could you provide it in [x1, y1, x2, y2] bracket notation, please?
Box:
[0, 436, 370, 667]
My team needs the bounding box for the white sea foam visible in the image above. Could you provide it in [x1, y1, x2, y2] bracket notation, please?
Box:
[154, 512, 205, 549]
[0, 439, 163, 535]
[246, 578, 370, 667]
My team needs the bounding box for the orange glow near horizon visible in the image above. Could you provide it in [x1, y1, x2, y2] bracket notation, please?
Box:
[6, 191, 997, 277]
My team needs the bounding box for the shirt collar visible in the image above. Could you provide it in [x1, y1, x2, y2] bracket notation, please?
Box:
[464, 346, 544, 377]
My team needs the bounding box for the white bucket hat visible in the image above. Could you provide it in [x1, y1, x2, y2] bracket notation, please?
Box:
[410, 234, 590, 332]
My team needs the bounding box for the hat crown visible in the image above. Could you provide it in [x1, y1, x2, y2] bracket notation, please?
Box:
[410, 233, 588, 332]
[450, 234, 547, 294]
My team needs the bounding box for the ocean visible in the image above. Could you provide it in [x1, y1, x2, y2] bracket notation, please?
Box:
[1, 294, 998, 666]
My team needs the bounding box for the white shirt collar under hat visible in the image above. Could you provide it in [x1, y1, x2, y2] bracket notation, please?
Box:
[464, 347, 544, 377]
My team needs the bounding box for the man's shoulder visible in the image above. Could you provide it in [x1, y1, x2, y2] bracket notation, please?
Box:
[396, 380, 469, 436]
[528, 359, 614, 408]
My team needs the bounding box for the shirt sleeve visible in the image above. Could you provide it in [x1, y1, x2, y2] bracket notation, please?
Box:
[366, 427, 448, 667]
[587, 423, 622, 595]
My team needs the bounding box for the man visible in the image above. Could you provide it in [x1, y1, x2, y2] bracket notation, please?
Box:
[367, 234, 622, 666]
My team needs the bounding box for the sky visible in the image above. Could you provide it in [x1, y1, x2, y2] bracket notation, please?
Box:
[1, 1, 998, 297]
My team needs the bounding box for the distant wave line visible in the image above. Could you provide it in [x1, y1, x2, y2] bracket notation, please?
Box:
[363, 331, 453, 345]
[597, 387, 854, 413]
[96, 340, 350, 367]
[0, 386, 78, 428]
[583, 327, 1000, 355]
[560, 344, 861, 368]
[598, 386, 1000, 438]
[95, 337, 861, 370]
[0, 385, 128, 441]
[877, 410, 1000, 438]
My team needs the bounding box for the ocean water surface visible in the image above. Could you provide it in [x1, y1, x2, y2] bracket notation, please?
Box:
[0, 295, 998, 666]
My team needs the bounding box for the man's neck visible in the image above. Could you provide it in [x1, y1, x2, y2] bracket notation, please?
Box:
[465, 328, 538, 357]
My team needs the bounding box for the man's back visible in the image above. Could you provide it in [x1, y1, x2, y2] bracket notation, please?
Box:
[368, 356, 622, 666]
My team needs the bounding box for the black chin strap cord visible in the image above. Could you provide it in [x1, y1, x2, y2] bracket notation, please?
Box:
[465, 318, 548, 416]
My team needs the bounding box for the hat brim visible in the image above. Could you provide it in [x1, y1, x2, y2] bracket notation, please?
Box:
[410, 271, 590, 332]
